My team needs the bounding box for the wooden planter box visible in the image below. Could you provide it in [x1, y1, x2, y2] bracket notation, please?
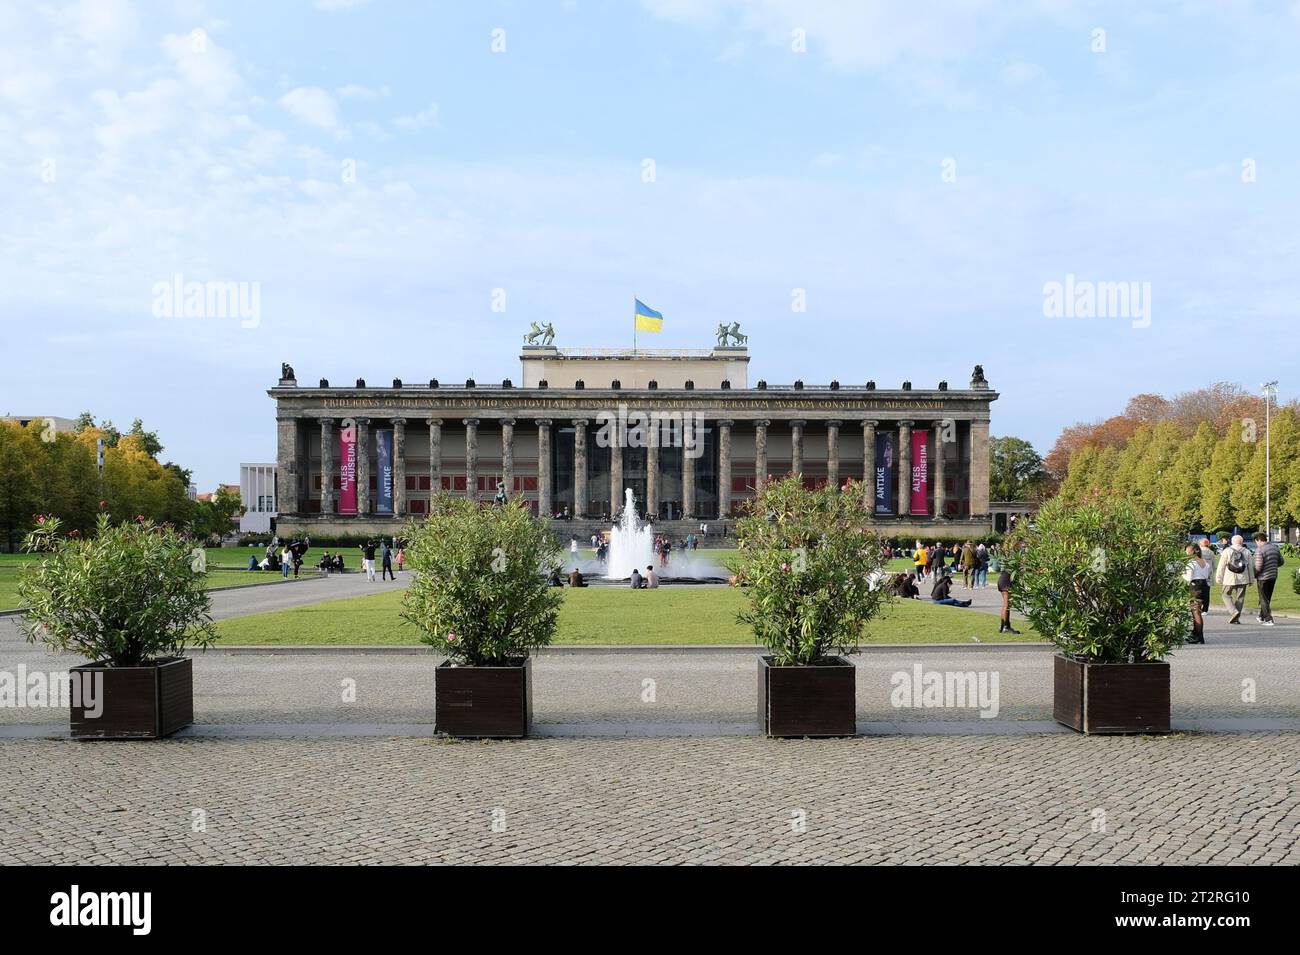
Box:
[1053, 655, 1170, 735]
[69, 657, 193, 740]
[435, 657, 532, 738]
[757, 655, 856, 738]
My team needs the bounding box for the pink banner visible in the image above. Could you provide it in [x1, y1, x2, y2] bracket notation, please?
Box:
[910, 429, 929, 515]
[339, 423, 358, 515]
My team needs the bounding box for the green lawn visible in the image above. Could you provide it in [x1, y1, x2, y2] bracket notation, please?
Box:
[215, 585, 1041, 646]
[0, 566, 295, 612]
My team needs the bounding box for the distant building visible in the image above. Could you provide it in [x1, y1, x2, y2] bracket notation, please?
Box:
[238, 464, 277, 534]
[269, 341, 997, 537]
[2, 415, 77, 436]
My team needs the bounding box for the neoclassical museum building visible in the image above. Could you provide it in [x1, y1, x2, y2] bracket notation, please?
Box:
[270, 343, 998, 538]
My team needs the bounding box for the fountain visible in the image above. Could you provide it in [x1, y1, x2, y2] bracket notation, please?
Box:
[605, 488, 655, 579]
[593, 488, 728, 583]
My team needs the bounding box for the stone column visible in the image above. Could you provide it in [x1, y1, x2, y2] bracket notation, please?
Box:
[392, 418, 407, 516]
[790, 420, 806, 479]
[969, 418, 991, 518]
[826, 420, 841, 489]
[426, 418, 443, 498]
[716, 419, 733, 519]
[463, 418, 479, 501]
[754, 419, 770, 493]
[933, 420, 946, 519]
[572, 418, 589, 519]
[896, 420, 913, 517]
[356, 418, 371, 516]
[537, 419, 553, 517]
[861, 419, 877, 515]
[318, 418, 335, 515]
[276, 416, 301, 515]
[500, 418, 515, 500]
[646, 423, 660, 520]
[609, 438, 623, 516]
[682, 416, 697, 518]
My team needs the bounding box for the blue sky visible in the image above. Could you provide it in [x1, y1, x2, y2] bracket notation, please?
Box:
[3, 0, 1299, 488]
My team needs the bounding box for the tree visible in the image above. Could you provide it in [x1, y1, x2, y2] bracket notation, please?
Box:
[1161, 422, 1218, 531]
[128, 418, 164, 458]
[1200, 420, 1257, 533]
[989, 436, 1048, 501]
[0, 422, 41, 552]
[191, 486, 244, 541]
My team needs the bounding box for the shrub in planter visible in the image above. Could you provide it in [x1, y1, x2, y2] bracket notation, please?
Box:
[1002, 494, 1188, 734]
[18, 514, 217, 739]
[734, 477, 889, 737]
[401, 495, 563, 737]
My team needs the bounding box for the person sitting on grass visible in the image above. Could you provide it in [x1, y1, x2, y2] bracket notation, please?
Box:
[247, 554, 258, 571]
[930, 573, 973, 607]
[630, 567, 644, 589]
[646, 565, 659, 588]
[569, 567, 588, 588]
[891, 572, 920, 599]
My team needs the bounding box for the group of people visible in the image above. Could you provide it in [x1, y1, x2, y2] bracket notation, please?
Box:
[358, 539, 404, 582]
[247, 539, 309, 578]
[911, 539, 993, 587]
[1184, 533, 1285, 644]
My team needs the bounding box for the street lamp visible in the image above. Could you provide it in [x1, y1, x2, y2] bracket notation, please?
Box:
[1261, 380, 1279, 541]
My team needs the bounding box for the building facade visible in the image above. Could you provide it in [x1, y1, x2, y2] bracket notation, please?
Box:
[238, 463, 279, 533]
[270, 346, 997, 538]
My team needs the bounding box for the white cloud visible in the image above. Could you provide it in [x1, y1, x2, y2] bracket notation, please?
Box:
[279, 86, 340, 131]
[337, 83, 390, 100]
[393, 101, 439, 130]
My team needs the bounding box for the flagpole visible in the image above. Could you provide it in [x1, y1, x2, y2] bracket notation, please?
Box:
[633, 298, 637, 354]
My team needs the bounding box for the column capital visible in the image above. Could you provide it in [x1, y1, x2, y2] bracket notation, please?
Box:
[355, 417, 370, 426]
[425, 417, 443, 427]
[390, 417, 406, 426]
[825, 419, 842, 429]
[896, 419, 915, 428]
[317, 416, 335, 426]
[862, 418, 879, 428]
[572, 418, 589, 427]
[715, 418, 733, 428]
[755, 418, 771, 429]
[789, 419, 806, 428]
[500, 417, 516, 427]
[462, 417, 479, 427]
[535, 418, 553, 426]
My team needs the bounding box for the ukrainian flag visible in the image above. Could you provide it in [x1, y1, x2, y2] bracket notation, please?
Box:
[634, 298, 664, 333]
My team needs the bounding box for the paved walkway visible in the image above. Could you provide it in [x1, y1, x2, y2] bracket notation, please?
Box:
[3, 733, 1297, 864]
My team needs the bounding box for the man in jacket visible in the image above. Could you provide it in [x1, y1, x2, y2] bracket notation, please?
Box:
[1252, 533, 1284, 626]
[1215, 534, 1255, 624]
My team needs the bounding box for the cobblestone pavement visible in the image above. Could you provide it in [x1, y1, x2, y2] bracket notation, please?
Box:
[2, 732, 1298, 864]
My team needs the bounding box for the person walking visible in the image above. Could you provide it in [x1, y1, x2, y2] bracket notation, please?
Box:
[570, 536, 578, 560]
[1184, 543, 1211, 644]
[1252, 532, 1284, 627]
[381, 540, 395, 581]
[913, 540, 928, 580]
[997, 559, 1020, 635]
[1214, 534, 1254, 624]
[281, 544, 292, 579]
[395, 545, 405, 572]
[974, 542, 989, 588]
[960, 541, 975, 588]
[360, 540, 378, 583]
